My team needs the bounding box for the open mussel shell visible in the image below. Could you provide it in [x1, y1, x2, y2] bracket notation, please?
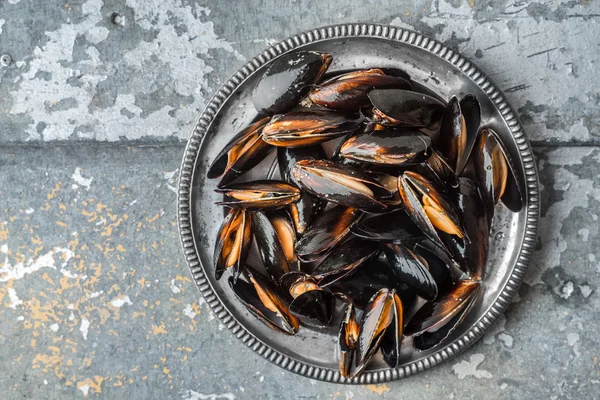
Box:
[207, 117, 272, 188]
[214, 208, 252, 282]
[442, 178, 489, 280]
[311, 237, 379, 286]
[252, 51, 332, 115]
[383, 243, 438, 301]
[339, 129, 431, 165]
[262, 110, 361, 147]
[351, 288, 402, 378]
[404, 279, 480, 337]
[252, 211, 298, 282]
[422, 149, 458, 189]
[350, 208, 423, 242]
[309, 69, 412, 111]
[368, 89, 445, 128]
[439, 95, 481, 175]
[380, 291, 404, 368]
[472, 128, 524, 217]
[229, 267, 299, 335]
[216, 180, 300, 210]
[281, 272, 335, 327]
[295, 206, 361, 262]
[338, 303, 359, 378]
[398, 171, 466, 254]
[278, 146, 328, 235]
[293, 159, 391, 213]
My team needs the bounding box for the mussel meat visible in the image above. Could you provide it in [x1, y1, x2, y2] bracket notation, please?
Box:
[309, 69, 412, 111]
[262, 110, 361, 147]
[339, 303, 359, 378]
[216, 180, 300, 210]
[252, 51, 332, 115]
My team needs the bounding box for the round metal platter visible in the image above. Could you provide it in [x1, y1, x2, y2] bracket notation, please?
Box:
[177, 24, 540, 384]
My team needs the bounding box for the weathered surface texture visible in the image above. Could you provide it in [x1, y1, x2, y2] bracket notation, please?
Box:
[1, 0, 599, 399]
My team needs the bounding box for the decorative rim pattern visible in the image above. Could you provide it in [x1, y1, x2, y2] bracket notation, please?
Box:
[177, 23, 540, 384]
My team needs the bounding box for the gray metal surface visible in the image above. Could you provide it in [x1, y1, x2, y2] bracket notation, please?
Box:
[1, 0, 599, 399]
[180, 25, 538, 383]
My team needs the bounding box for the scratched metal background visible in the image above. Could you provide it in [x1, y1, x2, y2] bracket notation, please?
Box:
[0, 1, 599, 399]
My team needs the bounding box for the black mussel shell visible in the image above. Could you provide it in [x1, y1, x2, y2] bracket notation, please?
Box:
[380, 291, 403, 368]
[327, 258, 416, 310]
[442, 178, 489, 280]
[311, 238, 379, 286]
[413, 297, 474, 351]
[295, 206, 362, 262]
[278, 146, 328, 235]
[350, 208, 423, 242]
[230, 268, 299, 335]
[339, 129, 431, 165]
[289, 289, 336, 327]
[262, 110, 361, 147]
[352, 288, 401, 377]
[293, 159, 391, 213]
[439, 95, 480, 175]
[413, 241, 463, 296]
[216, 180, 300, 210]
[252, 211, 298, 282]
[404, 280, 480, 336]
[207, 117, 272, 187]
[368, 89, 445, 128]
[252, 51, 332, 115]
[339, 303, 359, 378]
[383, 243, 438, 301]
[309, 69, 412, 111]
[214, 208, 252, 282]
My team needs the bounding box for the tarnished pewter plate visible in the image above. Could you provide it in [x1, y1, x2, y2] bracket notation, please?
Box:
[177, 24, 539, 384]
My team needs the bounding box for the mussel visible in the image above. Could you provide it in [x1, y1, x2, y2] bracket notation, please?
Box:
[383, 243, 438, 301]
[253, 211, 299, 282]
[339, 129, 431, 166]
[442, 178, 489, 280]
[368, 89, 445, 128]
[438, 95, 481, 175]
[230, 267, 299, 334]
[404, 279, 480, 338]
[278, 146, 328, 234]
[295, 206, 361, 262]
[293, 159, 391, 213]
[281, 272, 336, 327]
[216, 180, 300, 210]
[350, 288, 403, 377]
[339, 303, 359, 378]
[350, 208, 422, 242]
[311, 237, 379, 286]
[262, 110, 361, 147]
[207, 117, 272, 187]
[252, 51, 332, 115]
[398, 171, 466, 252]
[471, 128, 523, 218]
[214, 208, 252, 282]
[309, 69, 412, 111]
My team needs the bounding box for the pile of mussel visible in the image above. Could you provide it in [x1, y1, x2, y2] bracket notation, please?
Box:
[207, 50, 523, 379]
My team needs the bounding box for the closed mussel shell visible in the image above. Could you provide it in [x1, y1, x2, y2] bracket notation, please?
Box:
[312, 237, 379, 286]
[252, 51, 332, 115]
[350, 208, 423, 242]
[383, 243, 438, 301]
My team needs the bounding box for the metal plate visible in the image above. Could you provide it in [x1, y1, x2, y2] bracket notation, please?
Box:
[177, 24, 539, 384]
